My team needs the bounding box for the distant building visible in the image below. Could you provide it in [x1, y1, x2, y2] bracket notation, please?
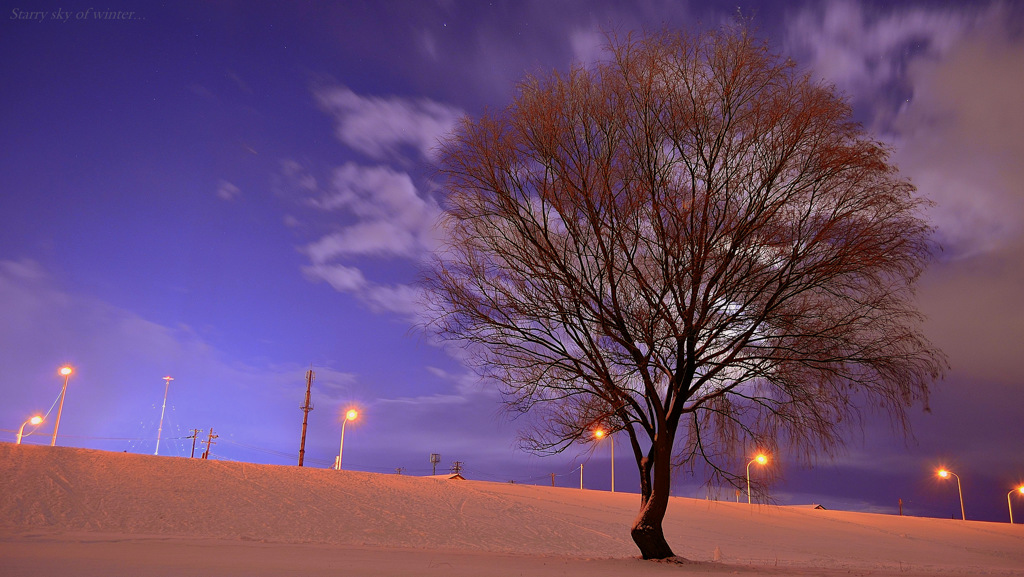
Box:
[425, 473, 465, 480]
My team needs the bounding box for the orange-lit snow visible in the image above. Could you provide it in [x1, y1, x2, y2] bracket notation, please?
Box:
[1, 443, 1021, 576]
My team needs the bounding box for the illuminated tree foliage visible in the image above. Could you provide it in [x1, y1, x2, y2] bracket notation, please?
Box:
[424, 26, 945, 560]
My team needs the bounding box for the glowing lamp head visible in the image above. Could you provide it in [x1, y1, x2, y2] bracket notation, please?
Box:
[594, 429, 606, 439]
[938, 469, 950, 479]
[345, 409, 359, 421]
[29, 416, 43, 425]
[755, 454, 768, 465]
[59, 366, 72, 376]
[1017, 486, 1024, 495]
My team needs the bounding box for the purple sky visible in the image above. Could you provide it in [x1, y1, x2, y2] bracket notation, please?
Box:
[3, 1, 1023, 522]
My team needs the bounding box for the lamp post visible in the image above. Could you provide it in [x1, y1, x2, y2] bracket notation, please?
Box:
[335, 408, 358, 470]
[1007, 487, 1024, 524]
[50, 366, 73, 446]
[594, 429, 614, 492]
[746, 453, 769, 505]
[155, 375, 173, 455]
[16, 415, 43, 444]
[937, 469, 965, 520]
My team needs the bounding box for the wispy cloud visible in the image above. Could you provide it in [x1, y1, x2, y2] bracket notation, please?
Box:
[780, 3, 1024, 488]
[285, 85, 459, 320]
[0, 259, 357, 450]
[313, 85, 464, 163]
[893, 18, 1024, 259]
[785, 2, 1022, 260]
[216, 180, 242, 201]
[302, 263, 367, 292]
[569, 27, 608, 66]
[785, 1, 973, 114]
[911, 22, 1024, 389]
[302, 162, 442, 260]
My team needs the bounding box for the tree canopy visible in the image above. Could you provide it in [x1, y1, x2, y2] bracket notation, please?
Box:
[423, 25, 946, 560]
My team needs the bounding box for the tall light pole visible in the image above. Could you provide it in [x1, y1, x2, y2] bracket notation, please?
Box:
[50, 366, 73, 446]
[594, 429, 614, 492]
[937, 469, 965, 520]
[16, 415, 43, 444]
[155, 375, 174, 455]
[746, 453, 769, 505]
[1007, 487, 1024, 524]
[335, 408, 358, 470]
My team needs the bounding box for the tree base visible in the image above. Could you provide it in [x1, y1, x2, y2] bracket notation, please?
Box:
[646, 556, 696, 564]
[631, 524, 676, 560]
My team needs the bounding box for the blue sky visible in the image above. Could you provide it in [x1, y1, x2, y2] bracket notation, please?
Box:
[3, 0, 1023, 522]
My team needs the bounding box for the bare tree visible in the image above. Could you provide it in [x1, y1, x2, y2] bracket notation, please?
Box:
[423, 26, 945, 560]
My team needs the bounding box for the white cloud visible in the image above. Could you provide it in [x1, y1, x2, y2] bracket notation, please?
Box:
[304, 224, 418, 263]
[302, 263, 368, 292]
[0, 258, 47, 282]
[288, 87, 459, 319]
[287, 151, 445, 320]
[785, 2, 1023, 259]
[302, 163, 442, 261]
[569, 27, 607, 66]
[362, 283, 424, 317]
[425, 365, 494, 399]
[216, 180, 242, 201]
[306, 365, 359, 402]
[787, 2, 964, 85]
[280, 159, 319, 194]
[0, 259, 357, 449]
[785, 1, 973, 118]
[301, 262, 425, 318]
[418, 30, 439, 61]
[892, 13, 1024, 258]
[319, 164, 432, 225]
[314, 85, 464, 163]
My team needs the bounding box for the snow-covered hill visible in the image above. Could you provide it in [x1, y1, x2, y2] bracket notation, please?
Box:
[1, 443, 1022, 576]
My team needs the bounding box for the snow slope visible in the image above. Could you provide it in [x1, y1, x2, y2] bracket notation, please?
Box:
[1, 443, 1022, 576]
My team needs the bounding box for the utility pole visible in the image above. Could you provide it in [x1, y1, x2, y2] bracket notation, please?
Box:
[395, 467, 405, 475]
[298, 368, 315, 466]
[155, 376, 173, 456]
[188, 428, 202, 458]
[430, 453, 440, 475]
[201, 428, 218, 459]
[451, 461, 464, 475]
[551, 473, 556, 487]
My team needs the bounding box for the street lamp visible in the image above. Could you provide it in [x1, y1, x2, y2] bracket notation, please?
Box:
[335, 408, 359, 470]
[746, 453, 769, 505]
[937, 469, 965, 520]
[155, 375, 174, 455]
[50, 366, 73, 446]
[1007, 485, 1024, 524]
[594, 428, 614, 492]
[16, 415, 43, 444]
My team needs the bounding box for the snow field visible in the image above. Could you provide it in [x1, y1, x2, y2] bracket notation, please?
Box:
[1, 443, 1022, 576]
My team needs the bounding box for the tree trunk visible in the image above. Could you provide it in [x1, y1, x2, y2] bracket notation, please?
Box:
[630, 437, 677, 560]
